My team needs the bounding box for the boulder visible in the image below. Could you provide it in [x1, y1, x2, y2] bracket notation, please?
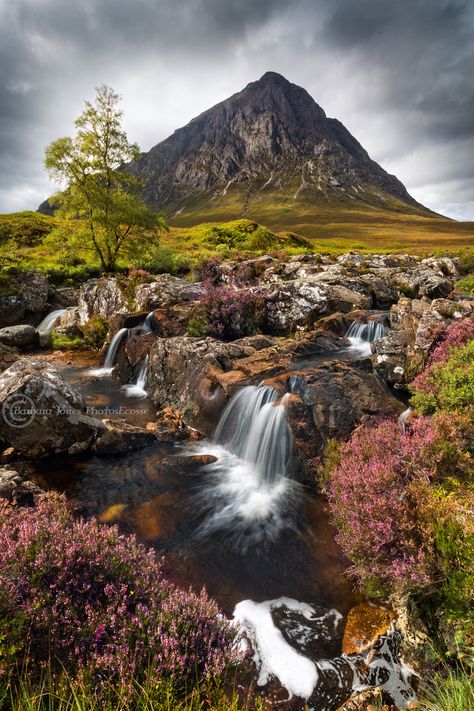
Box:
[0, 294, 26, 327]
[77, 278, 128, 324]
[0, 466, 43, 505]
[280, 360, 402, 467]
[0, 325, 37, 348]
[50, 286, 79, 308]
[12, 272, 50, 313]
[0, 359, 104, 458]
[372, 330, 412, 386]
[263, 281, 371, 333]
[134, 275, 203, 310]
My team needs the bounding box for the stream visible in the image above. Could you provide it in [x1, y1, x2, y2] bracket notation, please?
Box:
[27, 326, 416, 709]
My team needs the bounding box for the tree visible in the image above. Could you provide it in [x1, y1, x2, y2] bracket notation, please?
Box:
[44, 85, 167, 272]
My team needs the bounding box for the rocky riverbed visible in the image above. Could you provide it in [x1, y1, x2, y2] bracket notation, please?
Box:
[0, 251, 472, 709]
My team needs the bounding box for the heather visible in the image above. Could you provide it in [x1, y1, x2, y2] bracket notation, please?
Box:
[0, 494, 234, 704]
[186, 280, 265, 340]
[327, 324, 474, 658]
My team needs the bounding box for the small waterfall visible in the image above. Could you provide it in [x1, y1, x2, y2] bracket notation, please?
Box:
[122, 356, 148, 398]
[37, 309, 67, 334]
[346, 319, 387, 356]
[88, 327, 128, 377]
[192, 385, 299, 549]
[87, 311, 155, 378]
[398, 407, 413, 432]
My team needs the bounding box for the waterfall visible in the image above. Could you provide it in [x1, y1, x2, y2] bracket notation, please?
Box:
[215, 385, 292, 484]
[88, 327, 128, 377]
[87, 311, 155, 378]
[122, 356, 148, 398]
[37, 309, 67, 334]
[346, 319, 387, 356]
[192, 385, 299, 549]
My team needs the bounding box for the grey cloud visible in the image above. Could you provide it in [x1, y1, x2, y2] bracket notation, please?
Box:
[0, 0, 473, 219]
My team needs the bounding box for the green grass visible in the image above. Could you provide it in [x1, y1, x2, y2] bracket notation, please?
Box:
[418, 665, 474, 711]
[1, 206, 473, 287]
[2, 664, 263, 711]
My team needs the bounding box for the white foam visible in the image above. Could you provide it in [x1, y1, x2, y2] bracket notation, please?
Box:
[233, 598, 319, 699]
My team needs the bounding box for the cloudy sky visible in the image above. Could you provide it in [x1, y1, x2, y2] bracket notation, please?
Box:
[1, 0, 473, 220]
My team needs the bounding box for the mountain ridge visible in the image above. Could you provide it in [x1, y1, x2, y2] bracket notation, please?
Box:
[126, 71, 431, 223]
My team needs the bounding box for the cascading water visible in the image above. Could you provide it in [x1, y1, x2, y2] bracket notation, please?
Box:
[346, 318, 387, 356]
[122, 356, 148, 398]
[88, 327, 128, 377]
[192, 384, 300, 549]
[37, 309, 67, 334]
[88, 312, 155, 378]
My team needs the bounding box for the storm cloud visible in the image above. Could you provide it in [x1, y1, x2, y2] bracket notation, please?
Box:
[1, 0, 473, 219]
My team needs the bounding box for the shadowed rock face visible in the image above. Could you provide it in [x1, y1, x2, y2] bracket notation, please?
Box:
[127, 71, 425, 216]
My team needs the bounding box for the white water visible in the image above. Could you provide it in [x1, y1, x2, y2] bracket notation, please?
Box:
[87, 327, 128, 377]
[233, 598, 417, 707]
[122, 356, 148, 398]
[346, 319, 387, 357]
[193, 385, 300, 548]
[37, 309, 67, 334]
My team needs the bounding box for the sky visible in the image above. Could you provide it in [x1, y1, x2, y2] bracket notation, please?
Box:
[1, 0, 473, 220]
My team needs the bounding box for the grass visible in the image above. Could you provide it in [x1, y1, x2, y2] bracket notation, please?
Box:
[2, 665, 263, 711]
[418, 664, 474, 711]
[0, 205, 473, 288]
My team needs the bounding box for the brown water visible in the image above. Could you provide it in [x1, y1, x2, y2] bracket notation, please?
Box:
[31, 351, 360, 623]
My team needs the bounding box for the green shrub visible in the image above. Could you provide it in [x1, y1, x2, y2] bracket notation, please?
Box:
[410, 340, 474, 415]
[82, 316, 109, 349]
[0, 212, 54, 247]
[456, 274, 474, 295]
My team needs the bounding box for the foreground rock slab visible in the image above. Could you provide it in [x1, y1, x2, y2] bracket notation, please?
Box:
[0, 359, 103, 458]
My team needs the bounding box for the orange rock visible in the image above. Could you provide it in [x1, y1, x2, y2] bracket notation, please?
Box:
[342, 603, 394, 655]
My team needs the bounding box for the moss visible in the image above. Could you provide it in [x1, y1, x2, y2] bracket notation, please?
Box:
[82, 316, 109, 349]
[50, 331, 85, 350]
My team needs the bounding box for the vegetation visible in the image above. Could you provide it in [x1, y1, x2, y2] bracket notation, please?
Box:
[418, 663, 474, 711]
[186, 281, 266, 340]
[0, 494, 234, 708]
[326, 319, 474, 662]
[44, 85, 167, 272]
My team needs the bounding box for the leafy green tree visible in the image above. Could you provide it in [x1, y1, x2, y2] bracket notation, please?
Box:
[44, 85, 166, 272]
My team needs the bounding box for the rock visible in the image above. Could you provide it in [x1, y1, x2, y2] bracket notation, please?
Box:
[393, 268, 453, 300]
[372, 331, 411, 386]
[0, 294, 26, 327]
[0, 466, 43, 505]
[263, 281, 371, 333]
[0, 359, 104, 458]
[342, 604, 394, 655]
[77, 278, 128, 324]
[12, 271, 50, 313]
[282, 360, 402, 467]
[0, 446, 16, 464]
[134, 274, 203, 310]
[146, 335, 272, 432]
[0, 343, 19, 372]
[50, 286, 79, 308]
[146, 407, 198, 442]
[0, 325, 37, 348]
[91, 419, 156, 455]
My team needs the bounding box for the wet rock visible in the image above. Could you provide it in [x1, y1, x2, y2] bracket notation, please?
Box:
[134, 274, 203, 310]
[0, 325, 37, 348]
[343, 604, 394, 655]
[91, 419, 156, 455]
[371, 331, 411, 386]
[0, 359, 104, 458]
[0, 294, 26, 327]
[0, 465, 43, 505]
[282, 360, 402, 467]
[146, 407, 197, 442]
[146, 335, 270, 432]
[77, 277, 128, 324]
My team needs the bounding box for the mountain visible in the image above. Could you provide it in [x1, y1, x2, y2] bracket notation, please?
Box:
[126, 71, 431, 227]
